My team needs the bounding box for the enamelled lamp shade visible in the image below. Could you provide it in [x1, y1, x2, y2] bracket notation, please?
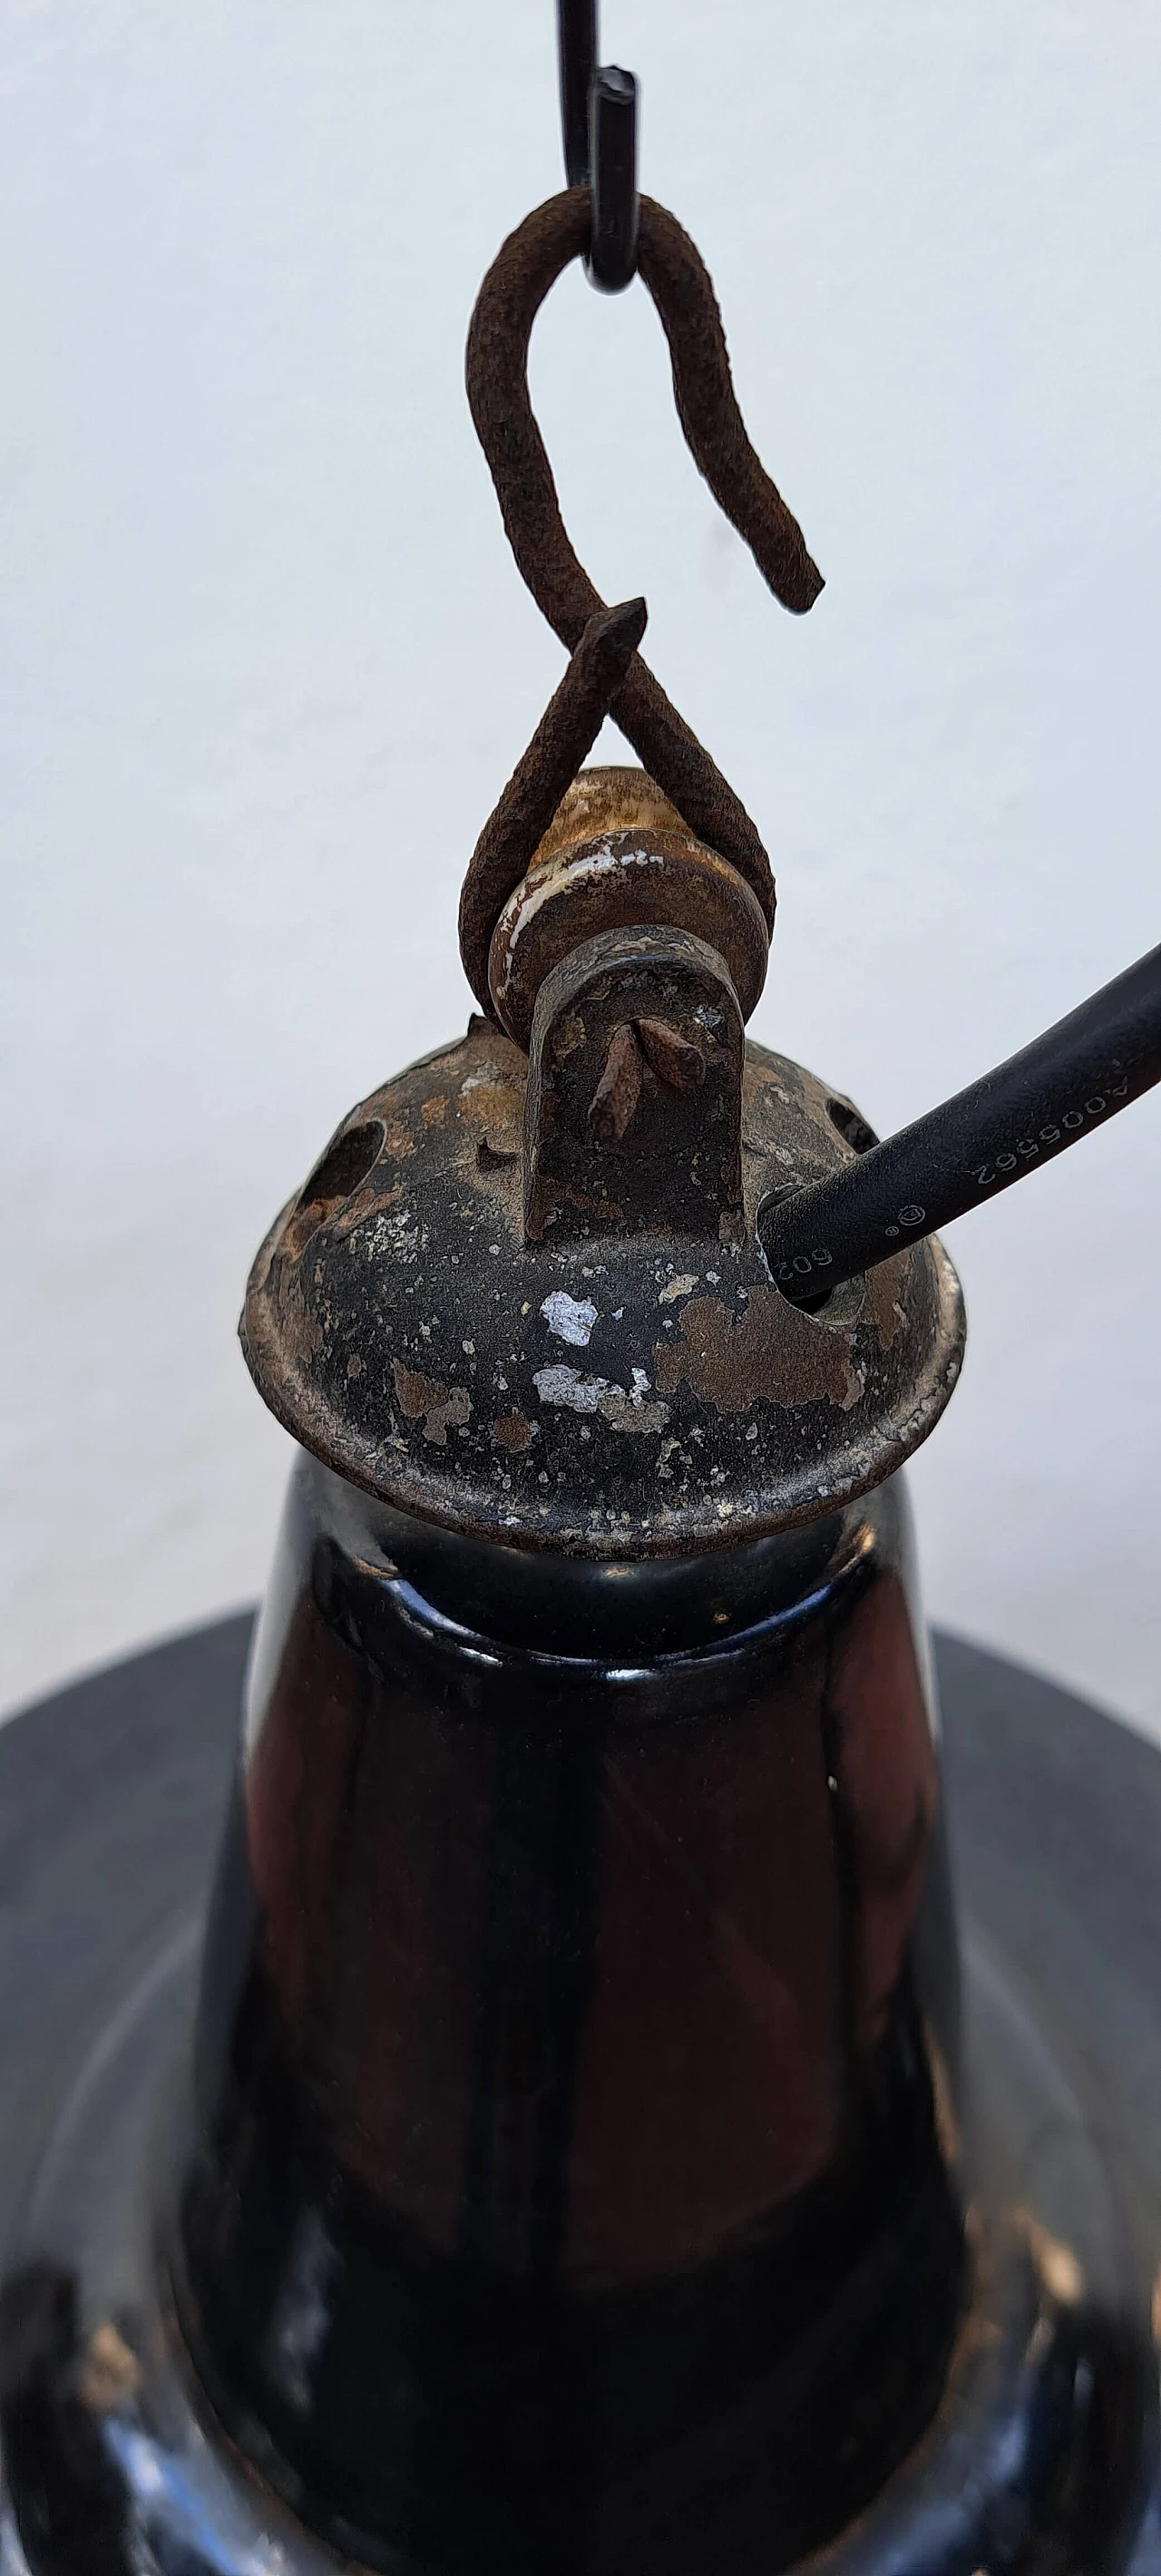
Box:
[2, 14, 1160, 2576]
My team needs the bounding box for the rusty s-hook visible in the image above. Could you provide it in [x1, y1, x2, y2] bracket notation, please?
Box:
[460, 188, 824, 1008]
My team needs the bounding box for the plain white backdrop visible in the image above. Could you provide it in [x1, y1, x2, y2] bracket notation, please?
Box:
[3, 0, 1160, 1735]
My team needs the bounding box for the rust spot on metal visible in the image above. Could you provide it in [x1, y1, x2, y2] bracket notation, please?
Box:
[383, 1120, 415, 1161]
[280, 1118, 387, 1260]
[421, 1094, 449, 1127]
[477, 1135, 519, 1170]
[392, 1364, 434, 1418]
[491, 1410, 533, 1453]
[637, 1016, 706, 1090]
[863, 1255, 909, 1351]
[278, 1265, 326, 1368]
[330, 1180, 397, 1244]
[589, 1023, 642, 1144]
[525, 1176, 629, 1240]
[457, 1077, 522, 1167]
[552, 1010, 588, 1064]
[392, 1361, 472, 1449]
[599, 1387, 669, 1435]
[457, 1078, 518, 1125]
[653, 1287, 859, 1414]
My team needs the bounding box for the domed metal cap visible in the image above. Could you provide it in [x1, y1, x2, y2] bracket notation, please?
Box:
[241, 849, 964, 1553]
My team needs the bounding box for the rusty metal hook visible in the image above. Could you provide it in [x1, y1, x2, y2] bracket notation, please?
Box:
[459, 597, 648, 1017]
[463, 188, 824, 937]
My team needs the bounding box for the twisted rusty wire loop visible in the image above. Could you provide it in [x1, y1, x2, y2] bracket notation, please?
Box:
[461, 185, 824, 1000]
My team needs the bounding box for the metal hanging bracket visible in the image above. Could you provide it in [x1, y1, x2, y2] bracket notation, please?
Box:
[557, 0, 639, 289]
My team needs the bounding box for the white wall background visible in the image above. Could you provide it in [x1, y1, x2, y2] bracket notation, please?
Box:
[3, 0, 1160, 1735]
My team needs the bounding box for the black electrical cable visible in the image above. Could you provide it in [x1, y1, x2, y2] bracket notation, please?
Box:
[761, 941, 1161, 1304]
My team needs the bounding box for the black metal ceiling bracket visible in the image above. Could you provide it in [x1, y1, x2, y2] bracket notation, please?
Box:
[557, 0, 639, 290]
